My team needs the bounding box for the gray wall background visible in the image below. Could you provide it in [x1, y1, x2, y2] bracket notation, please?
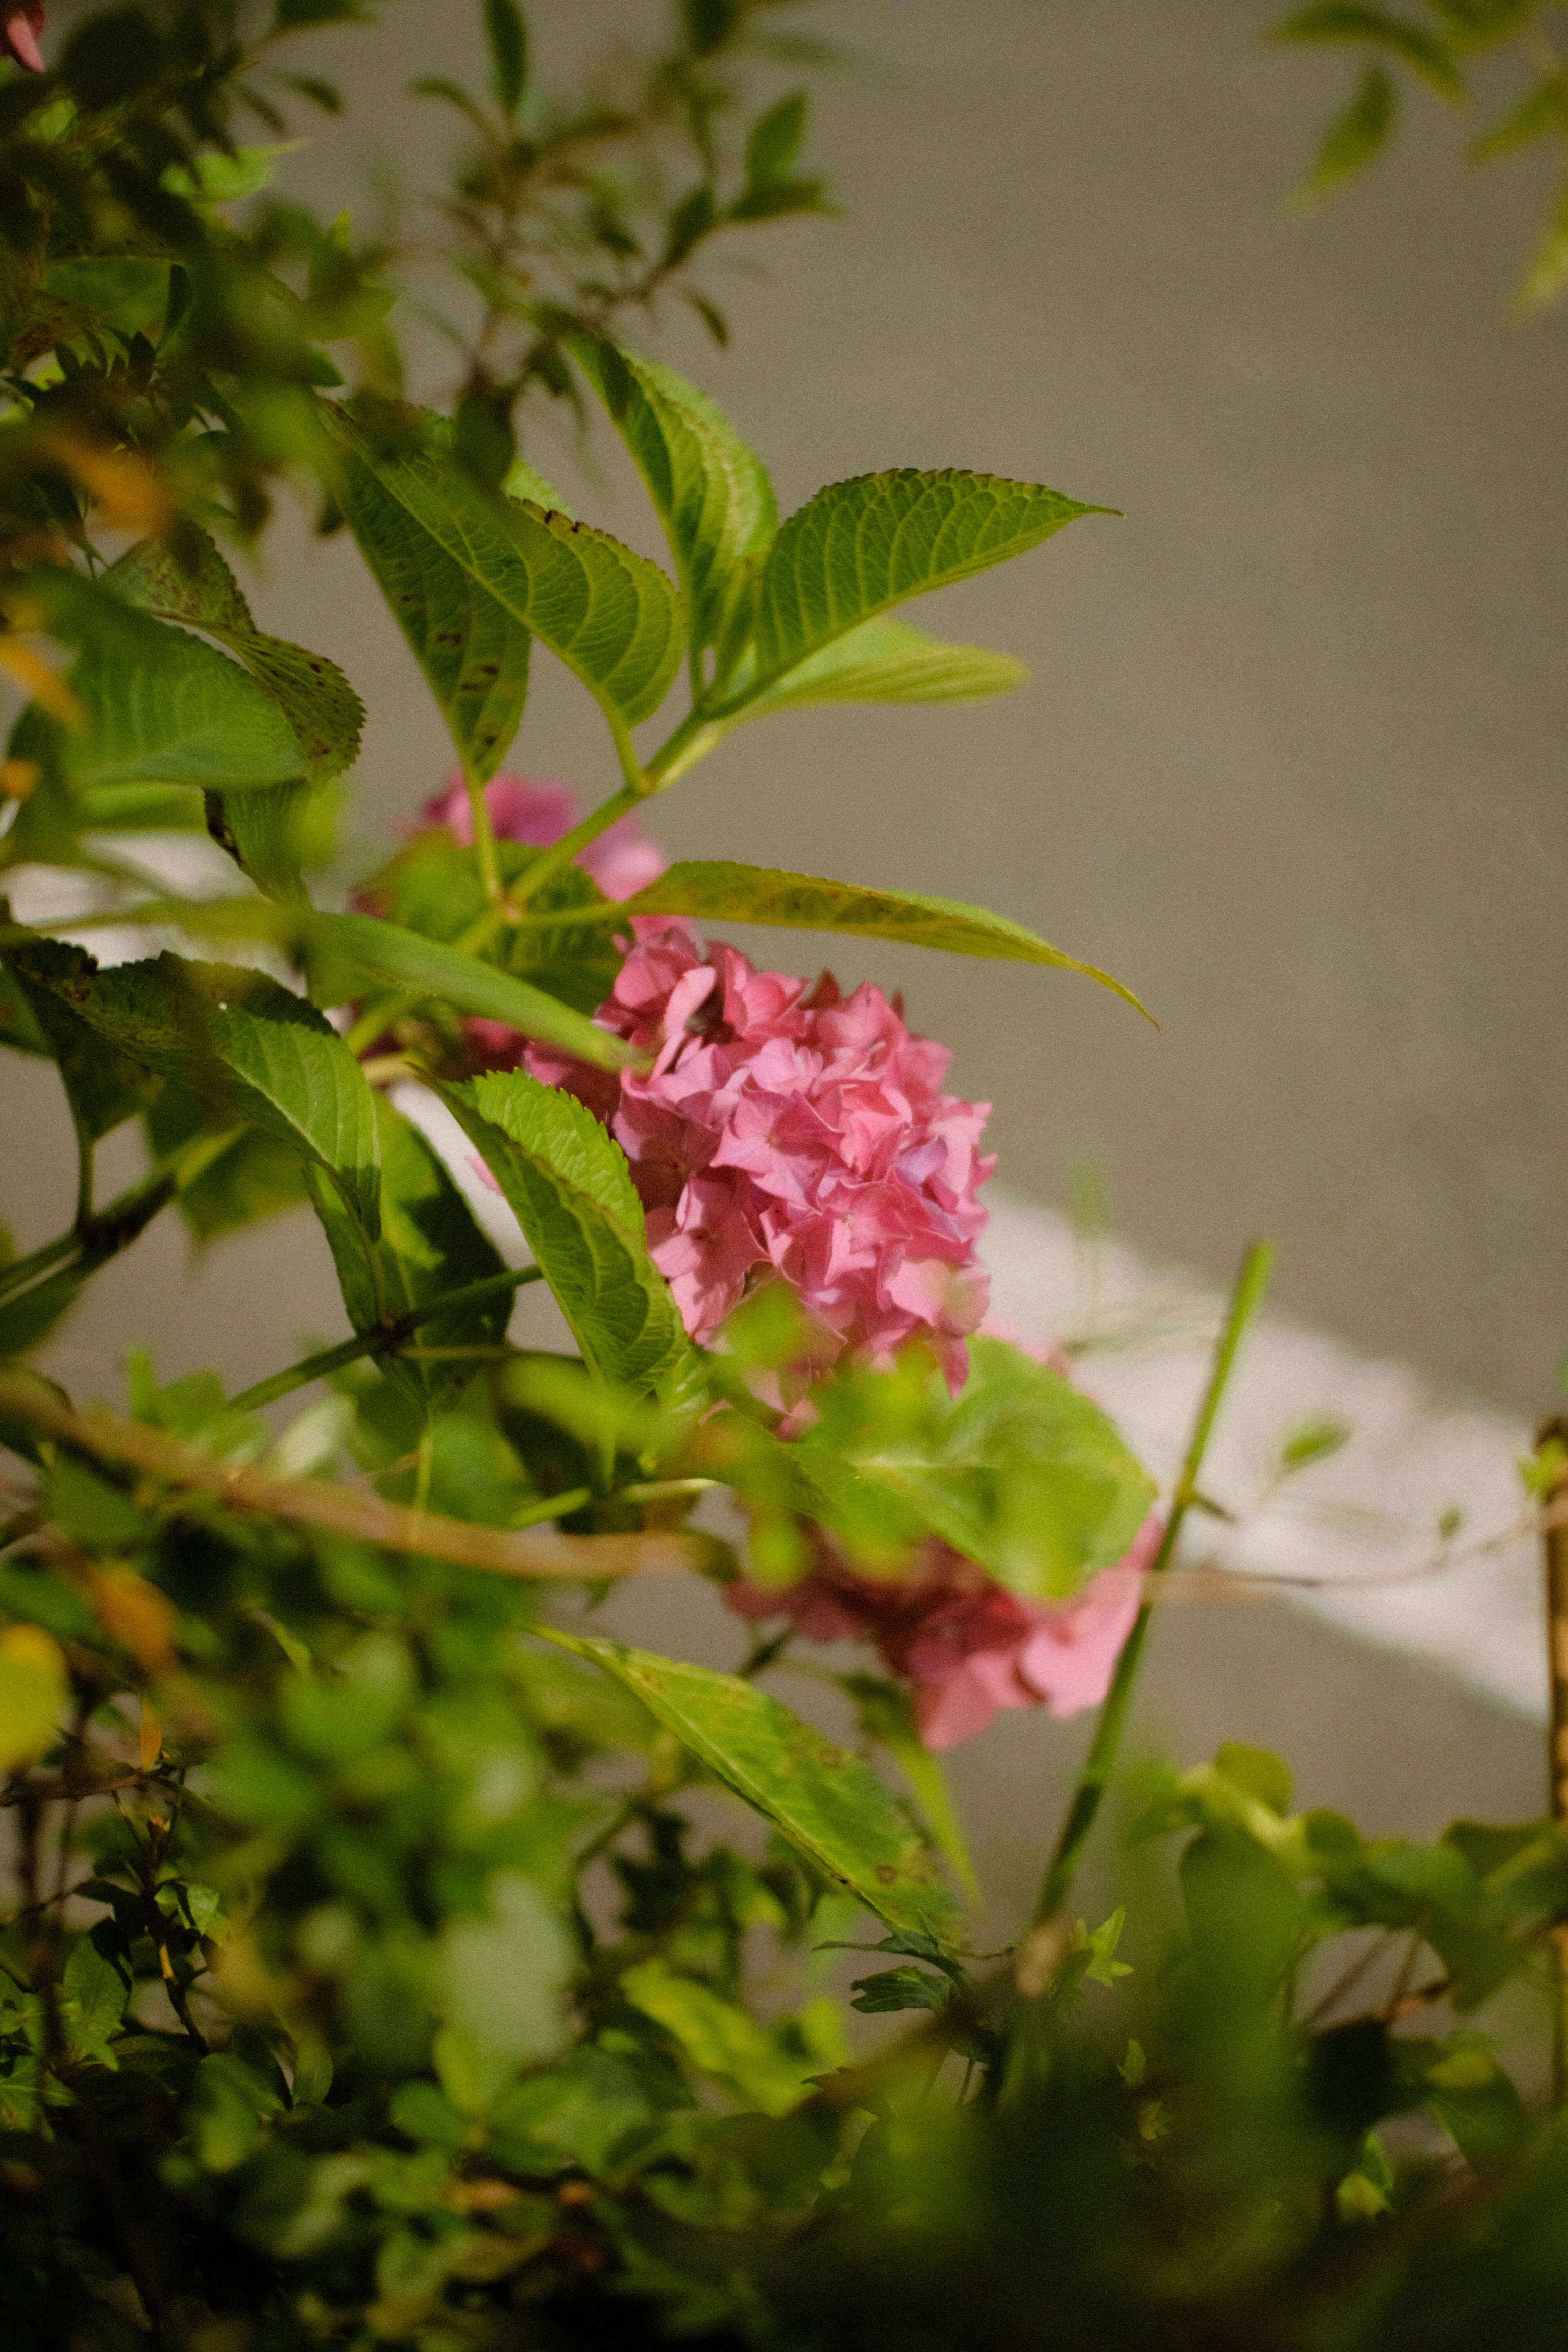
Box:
[6, 0, 1564, 1898]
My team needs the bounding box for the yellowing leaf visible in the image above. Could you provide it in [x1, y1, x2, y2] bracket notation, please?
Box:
[0, 1624, 68, 1770]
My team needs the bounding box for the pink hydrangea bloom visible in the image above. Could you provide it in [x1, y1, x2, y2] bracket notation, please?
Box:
[528, 925, 994, 1385]
[727, 1513, 1161, 1751]
[417, 771, 666, 903]
[3, 5, 44, 71]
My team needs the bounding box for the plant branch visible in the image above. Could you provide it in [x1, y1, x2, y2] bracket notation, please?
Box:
[1032, 1238, 1275, 1927]
[226, 1263, 547, 1414]
[0, 1370, 731, 1585]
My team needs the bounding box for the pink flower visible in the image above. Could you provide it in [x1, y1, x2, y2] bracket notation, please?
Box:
[726, 1514, 1162, 1751]
[528, 926, 995, 1385]
[417, 772, 665, 903]
[3, 5, 44, 71]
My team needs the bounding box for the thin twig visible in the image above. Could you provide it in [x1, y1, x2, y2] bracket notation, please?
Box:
[0, 1370, 729, 1585]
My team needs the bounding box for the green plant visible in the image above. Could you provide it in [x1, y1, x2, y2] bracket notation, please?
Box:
[3, 7, 1568, 2347]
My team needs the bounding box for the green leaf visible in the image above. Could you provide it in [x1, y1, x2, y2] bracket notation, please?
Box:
[309, 1094, 508, 1408]
[302, 908, 638, 1073]
[840, 1675, 980, 1908]
[611, 860, 1148, 1015]
[42, 256, 172, 337]
[4, 951, 162, 1143]
[61, 1935, 129, 2065]
[736, 616, 1027, 718]
[1270, 6, 1465, 101]
[105, 528, 363, 904]
[4, 570, 306, 796]
[333, 429, 532, 789]
[145, 1087, 309, 1243]
[1471, 68, 1568, 160]
[5, 939, 381, 1238]
[105, 529, 363, 789]
[848, 1964, 953, 2017]
[0, 960, 50, 1056]
[1296, 64, 1397, 205]
[439, 1070, 685, 1392]
[795, 1338, 1156, 1602]
[739, 469, 1109, 706]
[570, 333, 777, 655]
[106, 897, 638, 1075]
[483, 0, 528, 114]
[362, 832, 625, 1019]
[1512, 163, 1568, 313]
[540, 1628, 963, 1941]
[619, 1961, 819, 2114]
[329, 403, 685, 739]
[745, 90, 808, 188]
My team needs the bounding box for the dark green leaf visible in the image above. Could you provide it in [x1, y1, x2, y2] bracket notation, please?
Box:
[333, 429, 532, 789]
[439, 1070, 684, 1391]
[484, 0, 528, 115]
[5, 939, 380, 1238]
[3, 950, 161, 1142]
[541, 1627, 963, 1941]
[309, 1094, 508, 1409]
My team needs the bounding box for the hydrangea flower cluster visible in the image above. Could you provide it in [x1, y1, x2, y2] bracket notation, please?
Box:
[528, 923, 995, 1386]
[726, 1515, 1161, 1750]
[413, 775, 1144, 1750]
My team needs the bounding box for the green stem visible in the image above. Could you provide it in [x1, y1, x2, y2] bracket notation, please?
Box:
[464, 769, 505, 904]
[505, 783, 642, 910]
[71, 1115, 94, 1233]
[0, 1130, 238, 1310]
[227, 1264, 546, 1414]
[1032, 1237, 1275, 1927]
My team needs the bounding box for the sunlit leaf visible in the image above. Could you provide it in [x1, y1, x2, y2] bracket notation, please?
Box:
[440, 1069, 686, 1392]
[611, 860, 1148, 1015]
[541, 1627, 963, 1941]
[738, 468, 1109, 705]
[571, 331, 777, 653]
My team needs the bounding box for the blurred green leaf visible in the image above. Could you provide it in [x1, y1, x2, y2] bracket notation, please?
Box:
[1271, 6, 1466, 101]
[483, 0, 528, 115]
[796, 1338, 1156, 1602]
[1295, 63, 1397, 205]
[621, 1960, 820, 2114]
[5, 570, 306, 798]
